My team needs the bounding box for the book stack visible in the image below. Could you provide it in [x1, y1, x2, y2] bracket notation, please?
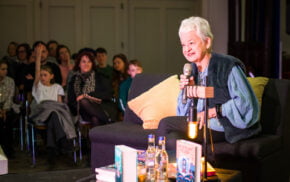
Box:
[95, 164, 116, 182]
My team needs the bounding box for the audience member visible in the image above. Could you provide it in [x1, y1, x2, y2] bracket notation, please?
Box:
[2, 41, 18, 81]
[118, 59, 143, 113]
[0, 60, 16, 158]
[56, 44, 74, 89]
[18, 51, 36, 102]
[67, 51, 117, 126]
[112, 53, 129, 120]
[15, 43, 31, 92]
[95, 47, 113, 79]
[29, 43, 76, 167]
[32, 41, 62, 85]
[112, 53, 129, 98]
[46, 40, 59, 64]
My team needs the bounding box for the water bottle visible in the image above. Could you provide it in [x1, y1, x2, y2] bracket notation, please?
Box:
[155, 136, 168, 182]
[145, 134, 156, 181]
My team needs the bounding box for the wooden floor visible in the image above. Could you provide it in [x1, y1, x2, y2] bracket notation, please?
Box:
[0, 140, 93, 181]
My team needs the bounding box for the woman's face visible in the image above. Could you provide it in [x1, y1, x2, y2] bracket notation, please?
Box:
[113, 57, 125, 72]
[79, 55, 93, 73]
[179, 30, 211, 63]
[8, 44, 17, 57]
[0, 63, 8, 78]
[59, 47, 70, 62]
[17, 46, 27, 61]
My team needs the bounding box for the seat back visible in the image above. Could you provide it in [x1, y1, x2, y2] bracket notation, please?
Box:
[123, 73, 173, 124]
[260, 79, 290, 136]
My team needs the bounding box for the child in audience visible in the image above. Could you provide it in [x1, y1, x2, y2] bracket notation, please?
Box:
[32, 41, 62, 85]
[30, 43, 76, 168]
[118, 59, 143, 114]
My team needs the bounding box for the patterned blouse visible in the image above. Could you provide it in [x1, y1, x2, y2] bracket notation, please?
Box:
[0, 76, 15, 110]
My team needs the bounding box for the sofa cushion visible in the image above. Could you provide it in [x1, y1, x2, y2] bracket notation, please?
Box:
[128, 75, 180, 129]
[247, 77, 269, 107]
[89, 122, 156, 148]
[213, 134, 281, 159]
[123, 73, 174, 125]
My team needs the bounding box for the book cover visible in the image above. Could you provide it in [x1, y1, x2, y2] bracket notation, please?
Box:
[114, 145, 138, 182]
[176, 139, 202, 182]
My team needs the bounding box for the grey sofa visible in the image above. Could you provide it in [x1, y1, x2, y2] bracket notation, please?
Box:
[89, 73, 290, 182]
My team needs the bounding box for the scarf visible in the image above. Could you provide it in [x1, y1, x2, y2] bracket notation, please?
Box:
[74, 71, 96, 96]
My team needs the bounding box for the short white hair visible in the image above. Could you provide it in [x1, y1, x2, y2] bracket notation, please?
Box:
[179, 16, 214, 47]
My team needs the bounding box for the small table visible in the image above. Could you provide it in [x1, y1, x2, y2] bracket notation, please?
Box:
[215, 168, 242, 182]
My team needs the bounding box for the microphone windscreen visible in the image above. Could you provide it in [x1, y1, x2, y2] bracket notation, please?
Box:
[183, 63, 192, 77]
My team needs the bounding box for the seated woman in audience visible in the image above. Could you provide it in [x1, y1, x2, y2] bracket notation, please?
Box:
[56, 44, 74, 90]
[67, 51, 117, 126]
[0, 60, 16, 158]
[29, 43, 76, 166]
[118, 59, 143, 114]
[112, 53, 129, 120]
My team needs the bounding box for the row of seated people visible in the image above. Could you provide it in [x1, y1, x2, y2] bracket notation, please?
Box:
[0, 41, 143, 168]
[2, 41, 143, 119]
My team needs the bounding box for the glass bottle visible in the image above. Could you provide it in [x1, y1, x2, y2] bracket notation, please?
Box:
[155, 136, 168, 182]
[145, 134, 155, 182]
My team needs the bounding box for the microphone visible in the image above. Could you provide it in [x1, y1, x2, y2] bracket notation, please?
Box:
[182, 63, 192, 104]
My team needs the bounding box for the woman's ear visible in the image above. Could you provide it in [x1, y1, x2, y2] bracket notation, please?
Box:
[205, 37, 212, 50]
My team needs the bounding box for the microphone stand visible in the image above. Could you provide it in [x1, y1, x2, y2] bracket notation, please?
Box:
[203, 77, 209, 182]
[187, 76, 217, 182]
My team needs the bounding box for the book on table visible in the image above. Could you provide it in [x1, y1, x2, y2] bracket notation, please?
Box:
[176, 139, 202, 182]
[115, 145, 138, 182]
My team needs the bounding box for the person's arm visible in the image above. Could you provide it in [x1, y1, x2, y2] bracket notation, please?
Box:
[220, 66, 259, 129]
[33, 44, 44, 86]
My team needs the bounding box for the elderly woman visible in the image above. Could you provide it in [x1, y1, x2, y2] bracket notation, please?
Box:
[67, 51, 117, 126]
[158, 16, 260, 144]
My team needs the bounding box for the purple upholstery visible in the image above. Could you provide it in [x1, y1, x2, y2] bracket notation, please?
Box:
[89, 74, 172, 169]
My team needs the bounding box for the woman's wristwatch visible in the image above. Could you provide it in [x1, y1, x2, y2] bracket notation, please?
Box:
[215, 104, 223, 118]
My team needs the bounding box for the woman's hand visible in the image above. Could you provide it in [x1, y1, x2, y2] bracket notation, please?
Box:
[35, 44, 45, 61]
[76, 94, 85, 101]
[25, 74, 33, 80]
[197, 107, 217, 129]
[179, 74, 195, 90]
